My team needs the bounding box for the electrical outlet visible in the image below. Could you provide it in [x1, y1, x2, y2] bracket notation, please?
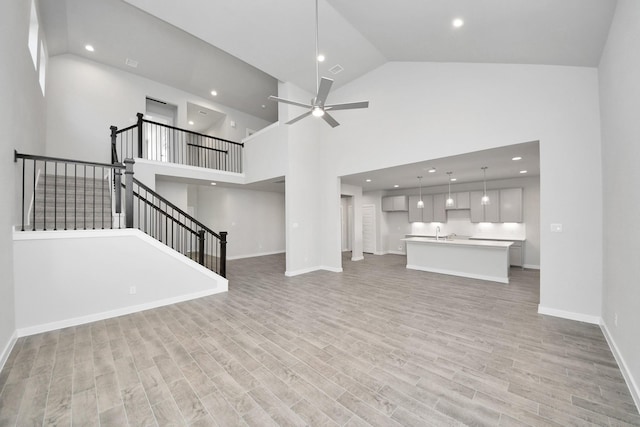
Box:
[129, 286, 137, 295]
[614, 313, 618, 327]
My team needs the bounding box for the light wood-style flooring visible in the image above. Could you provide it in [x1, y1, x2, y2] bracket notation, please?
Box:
[0, 253, 638, 426]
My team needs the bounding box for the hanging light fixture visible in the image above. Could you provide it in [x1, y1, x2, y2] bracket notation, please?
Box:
[481, 166, 490, 205]
[446, 172, 455, 207]
[417, 176, 424, 208]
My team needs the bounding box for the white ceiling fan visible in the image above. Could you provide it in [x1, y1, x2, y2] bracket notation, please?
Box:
[268, 0, 369, 128]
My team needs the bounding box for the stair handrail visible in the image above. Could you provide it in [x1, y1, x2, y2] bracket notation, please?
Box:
[130, 177, 222, 240]
[15, 150, 125, 169]
[141, 116, 244, 147]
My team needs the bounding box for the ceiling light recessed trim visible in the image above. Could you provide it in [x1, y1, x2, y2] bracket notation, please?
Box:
[210, 90, 218, 96]
[365, 178, 372, 183]
[210, 182, 217, 186]
[85, 44, 95, 52]
[125, 58, 138, 68]
[188, 121, 194, 125]
[317, 54, 325, 62]
[427, 167, 436, 173]
[452, 18, 464, 28]
[393, 184, 399, 188]
[520, 170, 528, 174]
[512, 156, 522, 161]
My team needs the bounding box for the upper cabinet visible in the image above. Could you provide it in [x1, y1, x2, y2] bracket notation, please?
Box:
[433, 194, 447, 222]
[408, 195, 434, 222]
[470, 190, 500, 223]
[499, 188, 523, 223]
[445, 191, 470, 210]
[382, 195, 408, 212]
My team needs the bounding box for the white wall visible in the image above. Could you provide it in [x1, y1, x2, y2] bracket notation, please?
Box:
[598, 0, 640, 407]
[361, 191, 385, 254]
[13, 230, 227, 335]
[45, 54, 272, 163]
[340, 183, 364, 261]
[0, 0, 47, 367]
[155, 180, 188, 211]
[316, 62, 603, 321]
[193, 185, 285, 260]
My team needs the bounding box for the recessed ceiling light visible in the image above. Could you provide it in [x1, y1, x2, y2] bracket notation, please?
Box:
[210, 182, 217, 186]
[85, 45, 95, 52]
[520, 170, 528, 174]
[393, 184, 399, 188]
[450, 178, 457, 182]
[452, 18, 464, 28]
[427, 167, 436, 173]
[365, 179, 372, 182]
[317, 54, 325, 62]
[261, 104, 266, 109]
[210, 90, 218, 96]
[125, 58, 138, 68]
[188, 120, 194, 125]
[512, 156, 522, 161]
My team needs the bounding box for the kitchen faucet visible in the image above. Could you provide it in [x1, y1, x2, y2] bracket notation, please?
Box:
[436, 226, 440, 241]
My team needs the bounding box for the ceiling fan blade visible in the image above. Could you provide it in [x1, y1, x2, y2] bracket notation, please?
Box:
[322, 112, 340, 128]
[325, 101, 369, 111]
[286, 111, 313, 125]
[268, 96, 312, 109]
[316, 77, 334, 105]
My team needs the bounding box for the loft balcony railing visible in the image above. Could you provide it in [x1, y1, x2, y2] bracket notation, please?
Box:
[111, 113, 243, 173]
[14, 151, 227, 277]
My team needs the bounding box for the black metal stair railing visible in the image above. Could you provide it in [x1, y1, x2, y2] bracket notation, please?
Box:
[14, 151, 228, 278]
[111, 113, 244, 173]
[14, 151, 125, 231]
[118, 162, 227, 277]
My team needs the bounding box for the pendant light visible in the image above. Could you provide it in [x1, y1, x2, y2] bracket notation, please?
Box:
[446, 172, 455, 207]
[417, 176, 424, 209]
[481, 166, 490, 205]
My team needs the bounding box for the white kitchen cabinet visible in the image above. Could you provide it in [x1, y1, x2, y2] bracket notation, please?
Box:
[433, 194, 447, 222]
[509, 240, 524, 267]
[408, 195, 434, 222]
[382, 195, 408, 212]
[499, 188, 523, 223]
[470, 190, 500, 223]
[445, 191, 470, 210]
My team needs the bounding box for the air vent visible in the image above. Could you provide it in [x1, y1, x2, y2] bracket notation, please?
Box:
[329, 64, 344, 75]
[198, 110, 208, 115]
[125, 58, 139, 68]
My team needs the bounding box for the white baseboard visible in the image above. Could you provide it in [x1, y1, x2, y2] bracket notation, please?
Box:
[537, 305, 601, 325]
[523, 264, 541, 270]
[600, 321, 640, 413]
[386, 250, 406, 256]
[227, 250, 285, 260]
[17, 288, 223, 338]
[351, 256, 364, 261]
[373, 252, 385, 256]
[285, 265, 343, 277]
[0, 330, 18, 372]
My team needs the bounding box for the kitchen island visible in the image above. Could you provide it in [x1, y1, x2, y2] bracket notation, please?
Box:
[402, 237, 513, 283]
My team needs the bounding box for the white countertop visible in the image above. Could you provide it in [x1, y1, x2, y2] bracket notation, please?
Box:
[470, 236, 526, 242]
[402, 237, 513, 248]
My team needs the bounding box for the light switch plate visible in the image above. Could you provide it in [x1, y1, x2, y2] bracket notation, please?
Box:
[550, 223, 563, 232]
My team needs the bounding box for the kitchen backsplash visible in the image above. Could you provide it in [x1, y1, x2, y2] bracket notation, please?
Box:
[411, 210, 526, 240]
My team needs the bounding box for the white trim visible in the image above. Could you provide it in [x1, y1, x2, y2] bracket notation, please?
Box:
[227, 250, 285, 260]
[351, 256, 364, 261]
[600, 321, 640, 412]
[386, 250, 406, 255]
[537, 305, 601, 325]
[0, 331, 18, 372]
[285, 265, 343, 277]
[407, 264, 509, 284]
[17, 288, 220, 338]
[523, 263, 541, 270]
[285, 266, 322, 277]
[373, 251, 385, 256]
[135, 158, 243, 179]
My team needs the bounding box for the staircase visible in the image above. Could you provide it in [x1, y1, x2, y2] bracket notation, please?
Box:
[31, 174, 113, 230]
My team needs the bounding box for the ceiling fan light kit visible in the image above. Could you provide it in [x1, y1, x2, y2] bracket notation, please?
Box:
[268, 0, 369, 128]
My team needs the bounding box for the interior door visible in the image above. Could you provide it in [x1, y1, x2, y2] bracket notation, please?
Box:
[362, 204, 376, 254]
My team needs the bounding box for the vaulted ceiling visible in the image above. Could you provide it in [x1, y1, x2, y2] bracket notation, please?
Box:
[40, 0, 617, 125]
